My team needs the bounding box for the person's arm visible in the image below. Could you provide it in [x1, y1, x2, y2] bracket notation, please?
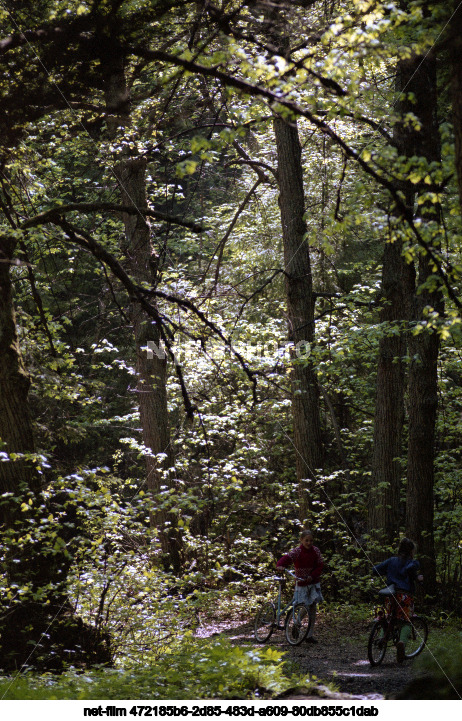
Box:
[405, 559, 423, 583]
[276, 549, 295, 571]
[372, 559, 389, 576]
[310, 546, 324, 583]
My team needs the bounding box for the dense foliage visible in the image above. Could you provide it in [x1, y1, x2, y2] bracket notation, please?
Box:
[0, 0, 461, 695]
[0, 639, 313, 700]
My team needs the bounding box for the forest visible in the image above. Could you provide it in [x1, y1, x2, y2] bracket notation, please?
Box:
[0, 0, 462, 702]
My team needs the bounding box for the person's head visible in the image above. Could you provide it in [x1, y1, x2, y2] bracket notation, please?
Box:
[300, 529, 314, 549]
[398, 537, 415, 558]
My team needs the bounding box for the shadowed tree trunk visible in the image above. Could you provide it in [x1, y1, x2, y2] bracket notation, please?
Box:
[402, 53, 442, 589]
[274, 116, 323, 521]
[370, 47, 442, 584]
[368, 62, 416, 547]
[0, 235, 111, 671]
[0, 236, 37, 498]
[448, 1, 462, 213]
[266, 11, 323, 522]
[103, 58, 181, 571]
[368, 241, 408, 546]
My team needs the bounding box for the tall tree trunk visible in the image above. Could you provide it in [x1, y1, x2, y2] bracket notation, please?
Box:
[448, 1, 462, 213]
[0, 236, 37, 499]
[265, 10, 323, 522]
[406, 307, 440, 584]
[403, 54, 442, 588]
[368, 241, 408, 545]
[274, 116, 323, 521]
[103, 60, 181, 571]
[370, 48, 442, 582]
[0, 235, 111, 670]
[368, 62, 416, 546]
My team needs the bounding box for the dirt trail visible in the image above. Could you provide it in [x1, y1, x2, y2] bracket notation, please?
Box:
[195, 614, 419, 699]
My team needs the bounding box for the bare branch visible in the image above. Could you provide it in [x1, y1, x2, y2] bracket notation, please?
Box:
[201, 179, 261, 286]
[39, 217, 258, 408]
[21, 202, 205, 233]
[125, 45, 461, 308]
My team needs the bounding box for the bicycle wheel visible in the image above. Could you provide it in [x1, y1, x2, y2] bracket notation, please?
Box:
[285, 603, 312, 646]
[254, 601, 276, 642]
[403, 617, 428, 659]
[367, 620, 388, 666]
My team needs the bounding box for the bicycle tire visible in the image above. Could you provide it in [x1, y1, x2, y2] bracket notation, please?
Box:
[284, 603, 312, 646]
[254, 601, 276, 642]
[403, 616, 428, 659]
[367, 619, 388, 666]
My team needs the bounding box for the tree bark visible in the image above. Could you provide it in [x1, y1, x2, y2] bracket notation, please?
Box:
[0, 235, 111, 671]
[368, 241, 408, 545]
[448, 1, 462, 213]
[103, 60, 181, 571]
[403, 54, 442, 588]
[265, 9, 323, 522]
[0, 236, 37, 499]
[370, 48, 442, 583]
[368, 61, 416, 546]
[274, 117, 323, 521]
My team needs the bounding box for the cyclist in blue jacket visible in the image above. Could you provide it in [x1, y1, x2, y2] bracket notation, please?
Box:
[372, 538, 423, 662]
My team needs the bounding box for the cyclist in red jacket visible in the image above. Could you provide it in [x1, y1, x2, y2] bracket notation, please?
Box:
[277, 529, 324, 643]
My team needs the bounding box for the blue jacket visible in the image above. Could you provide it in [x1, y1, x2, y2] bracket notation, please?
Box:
[372, 555, 420, 593]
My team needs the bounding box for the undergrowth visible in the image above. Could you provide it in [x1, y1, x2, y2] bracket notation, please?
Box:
[410, 630, 462, 699]
[0, 635, 320, 700]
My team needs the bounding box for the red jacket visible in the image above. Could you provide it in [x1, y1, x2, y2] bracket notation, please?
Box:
[277, 544, 323, 586]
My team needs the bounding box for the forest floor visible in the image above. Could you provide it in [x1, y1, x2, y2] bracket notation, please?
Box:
[195, 608, 423, 700]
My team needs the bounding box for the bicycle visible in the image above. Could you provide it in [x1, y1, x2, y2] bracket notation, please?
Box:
[367, 587, 428, 666]
[254, 569, 313, 646]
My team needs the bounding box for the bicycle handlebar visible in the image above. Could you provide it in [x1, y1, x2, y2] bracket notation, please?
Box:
[276, 569, 304, 582]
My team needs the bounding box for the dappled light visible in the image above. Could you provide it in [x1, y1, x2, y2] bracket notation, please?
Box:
[0, 0, 461, 703]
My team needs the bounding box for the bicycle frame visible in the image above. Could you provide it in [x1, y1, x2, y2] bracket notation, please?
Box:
[373, 603, 399, 645]
[368, 591, 428, 666]
[274, 570, 298, 628]
[254, 568, 314, 645]
[374, 592, 410, 640]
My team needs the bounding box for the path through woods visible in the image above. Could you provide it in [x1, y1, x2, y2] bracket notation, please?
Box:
[195, 613, 421, 699]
